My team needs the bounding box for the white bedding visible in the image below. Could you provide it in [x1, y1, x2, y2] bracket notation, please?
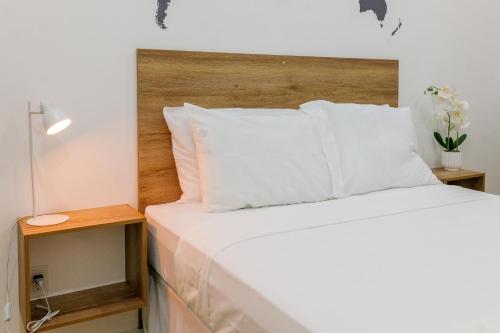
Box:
[146, 185, 500, 333]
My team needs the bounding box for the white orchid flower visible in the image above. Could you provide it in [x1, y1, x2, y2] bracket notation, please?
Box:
[428, 84, 470, 152]
[458, 113, 470, 129]
[447, 110, 470, 130]
[436, 85, 458, 103]
[436, 102, 470, 131]
[458, 100, 470, 112]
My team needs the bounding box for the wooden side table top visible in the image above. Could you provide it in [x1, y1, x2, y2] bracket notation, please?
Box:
[19, 204, 145, 238]
[432, 168, 485, 192]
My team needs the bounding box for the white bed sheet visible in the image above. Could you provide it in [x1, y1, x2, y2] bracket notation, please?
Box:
[147, 202, 205, 290]
[147, 270, 213, 333]
[147, 185, 500, 333]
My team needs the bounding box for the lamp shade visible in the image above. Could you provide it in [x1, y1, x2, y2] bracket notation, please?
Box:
[40, 101, 71, 135]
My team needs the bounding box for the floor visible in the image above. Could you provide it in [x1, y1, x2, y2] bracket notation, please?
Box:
[121, 330, 143, 333]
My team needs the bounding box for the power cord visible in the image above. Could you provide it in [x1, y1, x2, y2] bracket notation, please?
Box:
[26, 278, 59, 333]
[3, 219, 60, 333]
[3, 222, 17, 333]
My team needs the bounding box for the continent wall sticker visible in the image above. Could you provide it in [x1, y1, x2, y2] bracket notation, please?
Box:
[359, 0, 387, 27]
[156, 0, 171, 30]
[359, 0, 403, 36]
[391, 19, 403, 36]
[155, 0, 402, 36]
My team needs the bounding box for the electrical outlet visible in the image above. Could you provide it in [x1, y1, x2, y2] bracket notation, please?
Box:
[30, 265, 49, 299]
[3, 302, 11, 322]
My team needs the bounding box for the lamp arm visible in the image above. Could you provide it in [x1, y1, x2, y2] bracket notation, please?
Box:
[28, 102, 42, 218]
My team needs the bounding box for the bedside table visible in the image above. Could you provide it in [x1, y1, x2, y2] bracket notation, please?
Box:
[433, 168, 486, 192]
[18, 205, 147, 332]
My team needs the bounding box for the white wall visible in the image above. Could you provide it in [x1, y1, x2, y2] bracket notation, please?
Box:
[2, 0, 500, 332]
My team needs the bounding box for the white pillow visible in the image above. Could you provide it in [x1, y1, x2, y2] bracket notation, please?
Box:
[301, 100, 390, 112]
[186, 104, 334, 212]
[163, 106, 201, 203]
[300, 101, 439, 197]
[163, 105, 297, 203]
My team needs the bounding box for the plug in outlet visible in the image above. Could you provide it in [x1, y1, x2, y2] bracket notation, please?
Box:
[3, 302, 11, 322]
[30, 265, 49, 299]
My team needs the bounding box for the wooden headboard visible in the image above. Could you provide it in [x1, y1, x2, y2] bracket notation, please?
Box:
[137, 49, 399, 212]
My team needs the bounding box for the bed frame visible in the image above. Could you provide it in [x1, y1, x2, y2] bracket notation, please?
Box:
[137, 49, 399, 213]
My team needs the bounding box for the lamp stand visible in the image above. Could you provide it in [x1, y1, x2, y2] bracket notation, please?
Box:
[27, 102, 69, 227]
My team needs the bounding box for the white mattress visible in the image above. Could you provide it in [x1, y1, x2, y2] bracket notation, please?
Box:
[146, 185, 500, 333]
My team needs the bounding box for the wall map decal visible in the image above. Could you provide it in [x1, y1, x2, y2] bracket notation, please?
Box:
[155, 0, 402, 36]
[359, 0, 402, 36]
[156, 0, 171, 30]
[359, 0, 387, 27]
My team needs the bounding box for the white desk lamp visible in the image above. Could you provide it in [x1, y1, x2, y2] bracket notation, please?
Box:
[27, 101, 72, 226]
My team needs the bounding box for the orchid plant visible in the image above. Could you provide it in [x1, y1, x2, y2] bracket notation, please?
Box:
[425, 85, 470, 152]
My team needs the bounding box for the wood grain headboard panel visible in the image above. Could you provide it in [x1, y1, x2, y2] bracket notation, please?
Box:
[137, 49, 399, 212]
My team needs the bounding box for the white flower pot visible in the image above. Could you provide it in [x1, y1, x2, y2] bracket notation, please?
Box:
[441, 151, 463, 171]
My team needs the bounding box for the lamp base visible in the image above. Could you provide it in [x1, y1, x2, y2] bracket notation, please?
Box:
[27, 214, 70, 226]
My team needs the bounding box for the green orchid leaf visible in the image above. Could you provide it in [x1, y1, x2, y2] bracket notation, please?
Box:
[447, 137, 455, 151]
[456, 134, 467, 148]
[434, 132, 447, 149]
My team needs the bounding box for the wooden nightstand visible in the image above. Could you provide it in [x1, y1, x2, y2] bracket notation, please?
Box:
[433, 168, 486, 192]
[18, 205, 147, 332]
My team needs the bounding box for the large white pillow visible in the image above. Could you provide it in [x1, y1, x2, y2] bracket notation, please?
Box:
[163, 105, 296, 203]
[163, 106, 201, 203]
[300, 100, 439, 198]
[301, 100, 390, 113]
[186, 104, 334, 212]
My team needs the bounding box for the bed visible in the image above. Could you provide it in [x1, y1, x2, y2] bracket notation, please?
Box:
[137, 49, 500, 333]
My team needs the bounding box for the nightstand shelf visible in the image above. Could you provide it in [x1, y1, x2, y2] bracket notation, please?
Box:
[18, 205, 147, 332]
[30, 282, 143, 331]
[433, 168, 485, 192]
